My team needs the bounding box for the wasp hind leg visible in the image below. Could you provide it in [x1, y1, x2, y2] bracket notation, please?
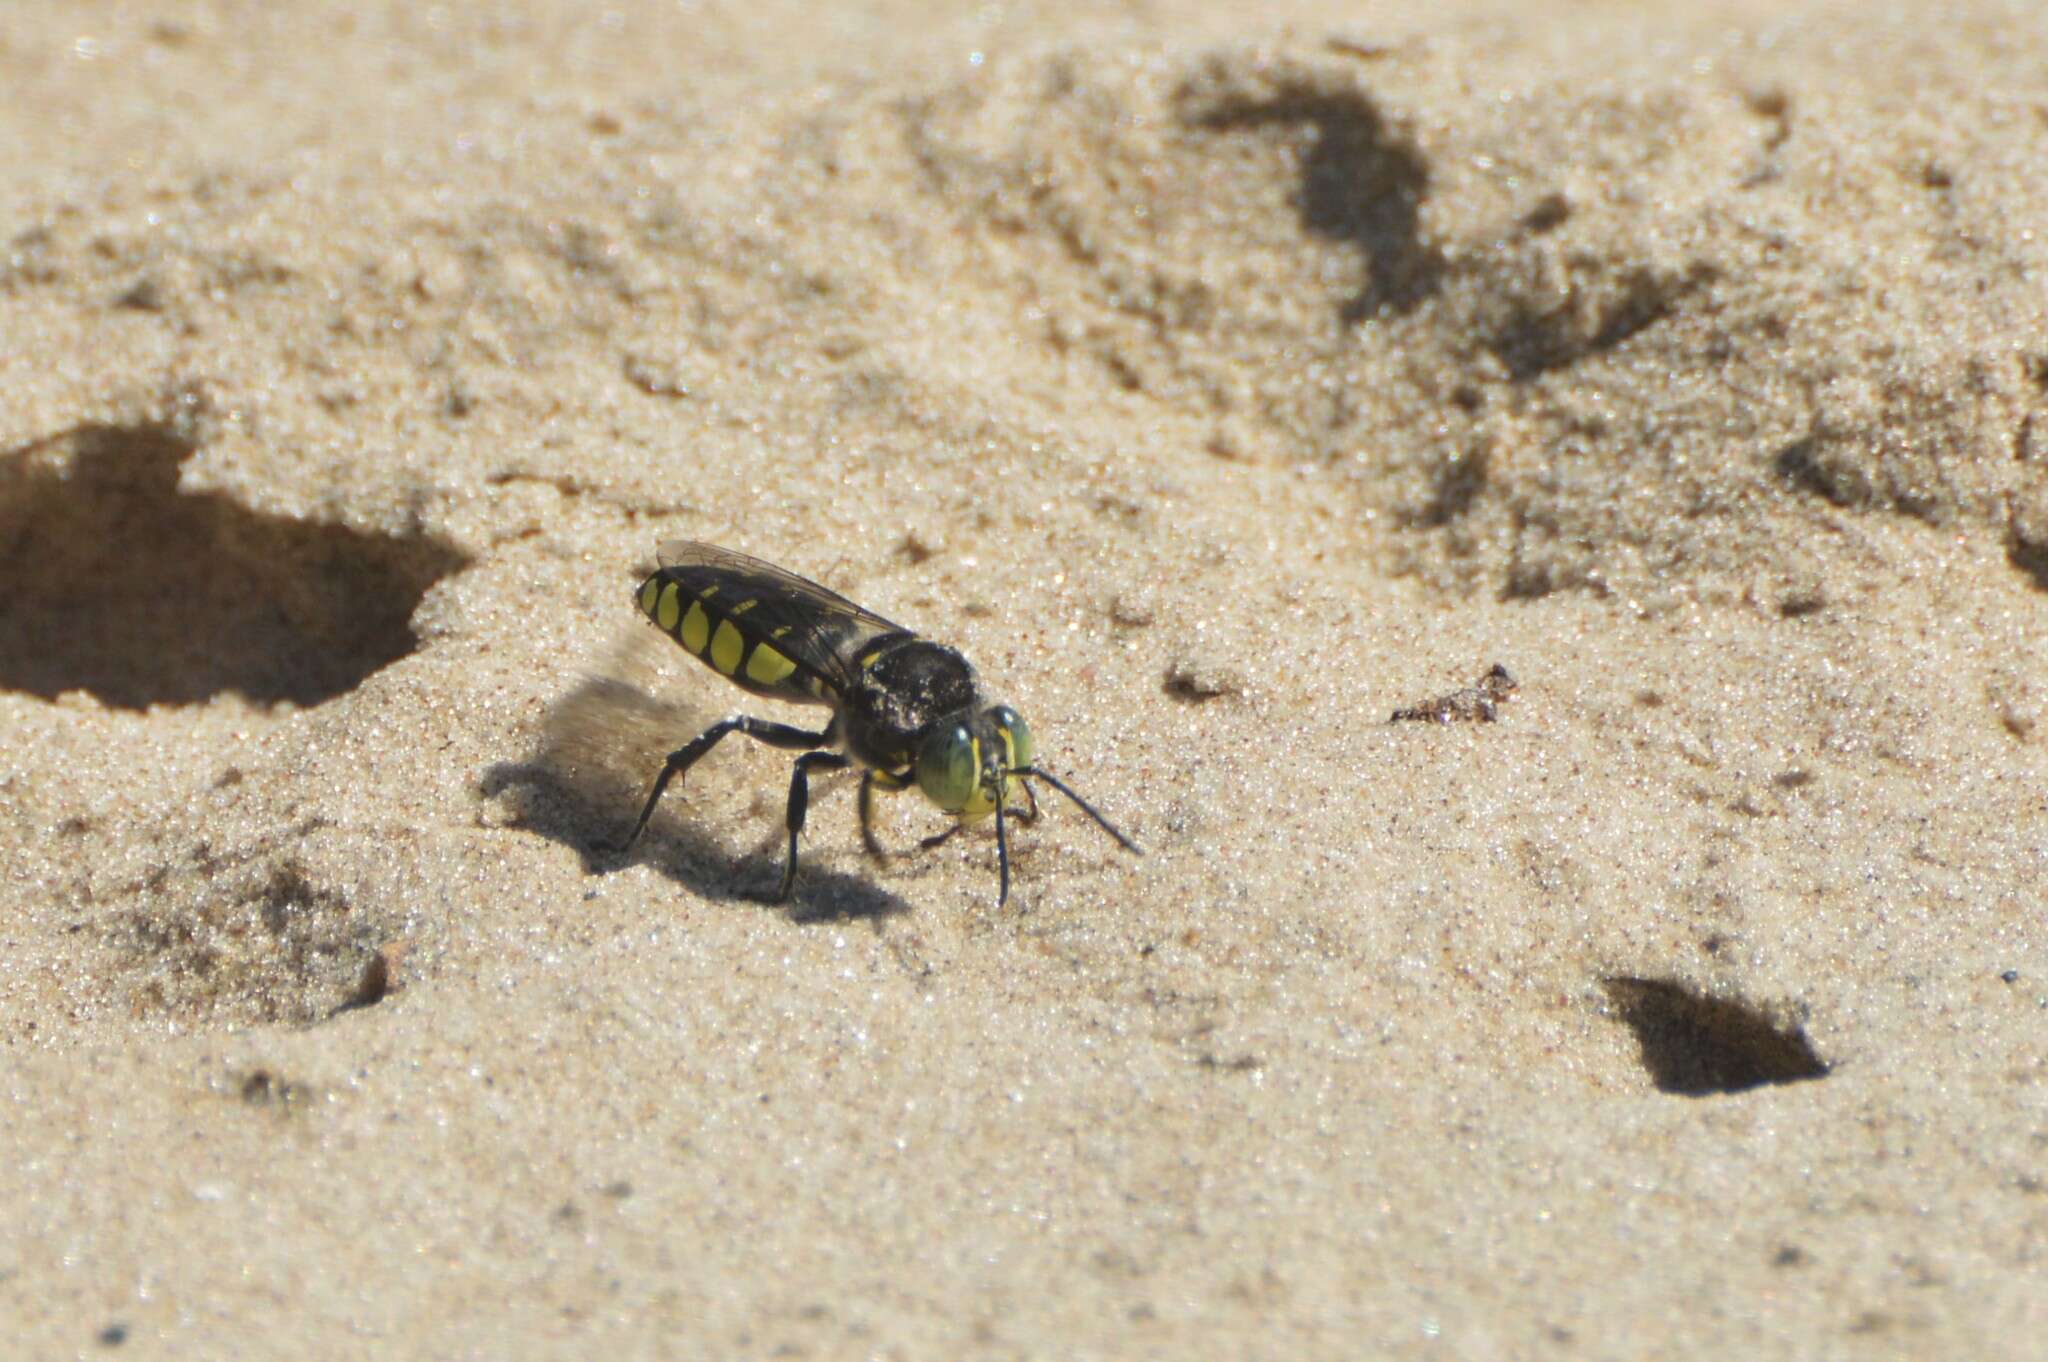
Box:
[615, 715, 835, 857]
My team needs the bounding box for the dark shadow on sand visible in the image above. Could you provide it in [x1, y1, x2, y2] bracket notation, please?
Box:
[480, 674, 910, 923]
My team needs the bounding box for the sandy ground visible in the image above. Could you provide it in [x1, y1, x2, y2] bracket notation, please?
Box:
[4, 1, 2047, 1356]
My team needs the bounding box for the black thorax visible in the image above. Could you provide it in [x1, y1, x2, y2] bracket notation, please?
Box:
[839, 636, 981, 770]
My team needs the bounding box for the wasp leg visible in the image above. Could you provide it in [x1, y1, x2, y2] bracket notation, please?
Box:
[616, 715, 834, 855]
[917, 821, 966, 852]
[779, 751, 853, 900]
[858, 768, 914, 863]
[915, 782, 1034, 904]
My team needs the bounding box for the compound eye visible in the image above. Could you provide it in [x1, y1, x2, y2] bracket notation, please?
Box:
[916, 724, 980, 813]
[991, 705, 1034, 770]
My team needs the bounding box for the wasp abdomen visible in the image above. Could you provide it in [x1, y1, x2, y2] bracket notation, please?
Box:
[637, 571, 820, 701]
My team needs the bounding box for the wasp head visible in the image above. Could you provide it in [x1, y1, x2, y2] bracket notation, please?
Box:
[915, 703, 1033, 821]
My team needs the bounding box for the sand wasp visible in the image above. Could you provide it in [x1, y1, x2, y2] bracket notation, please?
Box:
[618, 541, 1140, 904]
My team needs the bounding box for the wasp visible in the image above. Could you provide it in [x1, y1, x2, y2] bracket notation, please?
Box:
[617, 541, 1141, 905]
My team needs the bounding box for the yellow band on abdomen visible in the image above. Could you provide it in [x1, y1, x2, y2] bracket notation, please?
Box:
[745, 642, 798, 686]
[681, 600, 711, 654]
[710, 619, 745, 675]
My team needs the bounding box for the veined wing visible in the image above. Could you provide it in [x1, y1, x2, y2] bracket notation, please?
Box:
[651, 540, 910, 695]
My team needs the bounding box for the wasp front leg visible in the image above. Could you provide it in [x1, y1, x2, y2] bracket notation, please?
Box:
[857, 768, 914, 862]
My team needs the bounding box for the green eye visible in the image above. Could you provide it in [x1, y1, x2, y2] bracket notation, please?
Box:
[992, 706, 1034, 770]
[916, 724, 980, 813]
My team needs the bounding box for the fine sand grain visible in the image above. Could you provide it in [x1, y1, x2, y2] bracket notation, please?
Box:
[3, 2, 2046, 1356]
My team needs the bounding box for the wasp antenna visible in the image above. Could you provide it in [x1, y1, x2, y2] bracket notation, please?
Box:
[1019, 766, 1142, 855]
